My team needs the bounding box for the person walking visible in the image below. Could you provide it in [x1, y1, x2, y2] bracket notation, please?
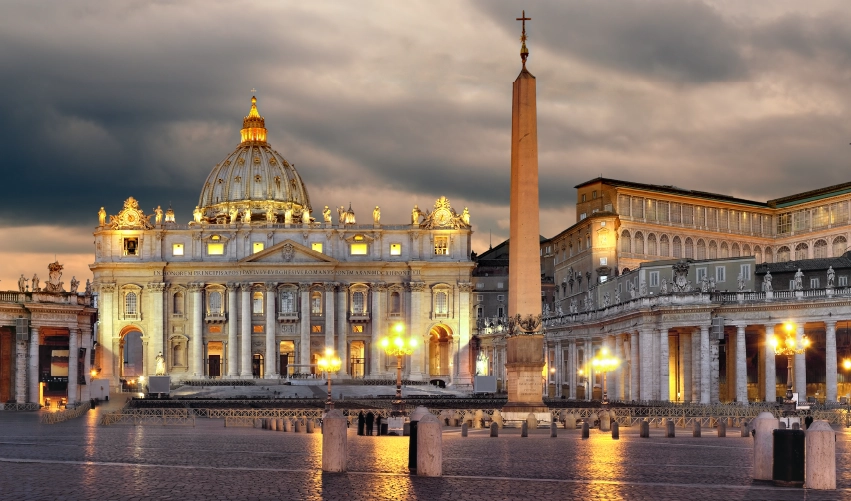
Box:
[365, 412, 375, 436]
[357, 411, 365, 436]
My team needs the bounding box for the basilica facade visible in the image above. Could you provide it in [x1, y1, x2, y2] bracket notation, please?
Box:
[90, 97, 474, 389]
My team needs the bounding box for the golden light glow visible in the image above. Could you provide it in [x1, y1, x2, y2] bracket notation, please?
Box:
[591, 348, 620, 373]
[381, 323, 416, 357]
[317, 348, 342, 373]
[240, 96, 268, 144]
[770, 324, 809, 357]
[843, 359, 851, 371]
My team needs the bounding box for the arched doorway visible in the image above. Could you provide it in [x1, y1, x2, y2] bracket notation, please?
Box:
[252, 353, 264, 378]
[120, 329, 143, 378]
[428, 325, 453, 377]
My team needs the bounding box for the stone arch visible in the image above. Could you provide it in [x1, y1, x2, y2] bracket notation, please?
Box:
[794, 242, 808, 260]
[697, 239, 706, 260]
[814, 239, 828, 258]
[672, 236, 682, 258]
[428, 324, 454, 378]
[659, 234, 670, 257]
[118, 325, 144, 378]
[684, 237, 694, 259]
[776, 246, 790, 262]
[647, 233, 657, 256]
[634, 232, 644, 255]
[620, 230, 631, 253]
[834, 236, 847, 257]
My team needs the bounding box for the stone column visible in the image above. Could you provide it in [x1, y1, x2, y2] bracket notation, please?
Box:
[146, 282, 166, 378]
[299, 283, 311, 372]
[82, 327, 93, 402]
[630, 331, 639, 401]
[568, 340, 576, 399]
[457, 282, 473, 386]
[659, 329, 669, 402]
[735, 324, 747, 405]
[639, 328, 653, 401]
[15, 334, 27, 404]
[584, 338, 593, 400]
[691, 328, 700, 403]
[190, 283, 205, 378]
[825, 319, 838, 402]
[324, 283, 336, 364]
[681, 331, 692, 403]
[765, 324, 778, 402]
[700, 324, 710, 404]
[710, 334, 720, 404]
[652, 329, 660, 401]
[226, 283, 239, 377]
[794, 323, 806, 399]
[408, 282, 426, 379]
[67, 328, 78, 405]
[612, 335, 623, 400]
[265, 282, 278, 379]
[554, 340, 563, 397]
[28, 326, 39, 404]
[337, 284, 349, 376]
[240, 283, 252, 377]
[98, 283, 116, 382]
[369, 283, 384, 378]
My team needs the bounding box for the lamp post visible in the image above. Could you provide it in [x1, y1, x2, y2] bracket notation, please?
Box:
[381, 322, 417, 417]
[591, 347, 620, 407]
[317, 348, 342, 411]
[770, 322, 809, 402]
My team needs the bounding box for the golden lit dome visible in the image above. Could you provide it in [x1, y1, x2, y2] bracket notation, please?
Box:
[197, 96, 311, 224]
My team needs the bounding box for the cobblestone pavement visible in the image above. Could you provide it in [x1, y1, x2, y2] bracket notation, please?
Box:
[2, 409, 851, 500]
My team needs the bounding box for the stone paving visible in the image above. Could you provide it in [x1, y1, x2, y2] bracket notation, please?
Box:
[1, 406, 851, 500]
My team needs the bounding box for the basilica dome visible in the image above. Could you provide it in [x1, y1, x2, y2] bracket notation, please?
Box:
[197, 96, 311, 224]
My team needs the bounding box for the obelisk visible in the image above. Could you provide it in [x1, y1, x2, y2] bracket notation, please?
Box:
[503, 11, 547, 415]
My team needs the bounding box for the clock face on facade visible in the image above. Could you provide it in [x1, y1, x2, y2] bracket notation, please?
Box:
[434, 208, 451, 227]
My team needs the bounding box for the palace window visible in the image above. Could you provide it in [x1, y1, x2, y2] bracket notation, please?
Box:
[352, 291, 366, 314]
[125, 292, 138, 315]
[311, 291, 322, 315]
[672, 236, 682, 258]
[497, 294, 504, 302]
[649, 271, 659, 288]
[124, 238, 139, 256]
[497, 306, 504, 317]
[209, 291, 222, 314]
[253, 242, 264, 254]
[207, 240, 224, 255]
[813, 206, 829, 229]
[280, 290, 296, 313]
[390, 243, 402, 256]
[172, 243, 184, 256]
[434, 236, 449, 255]
[777, 213, 792, 234]
[173, 291, 184, 317]
[834, 236, 848, 257]
[793, 210, 810, 232]
[810, 278, 820, 289]
[350, 243, 368, 255]
[390, 291, 402, 316]
[775, 246, 790, 262]
[696, 267, 707, 282]
[660, 235, 669, 256]
[476, 306, 483, 318]
[740, 264, 751, 281]
[831, 201, 849, 225]
[312, 325, 322, 333]
[435, 292, 448, 316]
[840, 276, 848, 287]
[814, 240, 828, 259]
[715, 266, 726, 283]
[312, 242, 323, 253]
[252, 291, 264, 314]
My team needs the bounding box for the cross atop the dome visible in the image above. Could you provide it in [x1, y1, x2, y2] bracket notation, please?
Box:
[251, 88, 256, 94]
[516, 10, 531, 67]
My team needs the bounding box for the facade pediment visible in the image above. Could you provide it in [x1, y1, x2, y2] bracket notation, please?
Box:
[239, 239, 338, 264]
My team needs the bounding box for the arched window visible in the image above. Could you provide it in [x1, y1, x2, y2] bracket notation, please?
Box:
[814, 240, 828, 259]
[685, 238, 694, 259]
[173, 344, 185, 367]
[390, 291, 402, 315]
[660, 235, 670, 257]
[311, 291, 323, 315]
[765, 247, 773, 263]
[753, 245, 761, 263]
[777, 246, 790, 262]
[833, 236, 847, 257]
[252, 291, 264, 314]
[569, 244, 574, 257]
[720, 242, 728, 258]
[173, 291, 184, 316]
[672, 236, 682, 258]
[280, 290, 296, 313]
[741, 244, 749, 257]
[794, 243, 808, 260]
[435, 291, 448, 315]
[634, 232, 644, 255]
[352, 291, 365, 314]
[697, 239, 706, 260]
[647, 234, 657, 256]
[620, 230, 631, 253]
[709, 241, 718, 259]
[125, 292, 137, 315]
[209, 291, 222, 314]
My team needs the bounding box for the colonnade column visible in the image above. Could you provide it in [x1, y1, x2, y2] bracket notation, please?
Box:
[630, 331, 639, 400]
[659, 329, 669, 402]
[680, 331, 692, 403]
[735, 324, 747, 405]
[652, 329, 661, 401]
[369, 283, 385, 378]
[408, 282, 426, 379]
[691, 328, 700, 403]
[299, 283, 311, 372]
[67, 328, 78, 405]
[265, 282, 278, 379]
[15, 331, 27, 404]
[764, 324, 778, 402]
[457, 283, 473, 386]
[324, 283, 336, 366]
[240, 283, 252, 377]
[584, 338, 593, 400]
[554, 340, 563, 397]
[826, 319, 838, 402]
[337, 284, 349, 377]
[794, 323, 806, 400]
[28, 327, 39, 404]
[147, 282, 166, 377]
[98, 283, 116, 382]
[699, 325, 710, 404]
[567, 340, 576, 399]
[226, 283, 238, 377]
[639, 328, 653, 401]
[190, 283, 205, 378]
[612, 335, 622, 401]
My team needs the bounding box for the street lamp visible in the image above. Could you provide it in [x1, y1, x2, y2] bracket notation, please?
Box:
[317, 348, 342, 410]
[770, 322, 809, 402]
[381, 322, 417, 417]
[591, 347, 620, 407]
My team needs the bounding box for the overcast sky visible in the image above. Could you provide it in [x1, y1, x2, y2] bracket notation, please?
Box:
[1, 0, 850, 288]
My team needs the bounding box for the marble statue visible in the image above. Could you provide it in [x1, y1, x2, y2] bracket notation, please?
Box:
[85, 279, 92, 295]
[338, 206, 346, 224]
[628, 281, 636, 299]
[700, 275, 710, 293]
[373, 206, 381, 224]
[461, 207, 470, 226]
[284, 203, 293, 224]
[242, 208, 251, 224]
[70, 277, 79, 293]
[639, 281, 647, 297]
[193, 206, 202, 223]
[302, 208, 310, 225]
[323, 206, 331, 223]
[614, 289, 621, 304]
[569, 298, 577, 314]
[763, 270, 773, 292]
[602, 292, 610, 308]
[709, 277, 716, 292]
[828, 266, 835, 288]
[542, 303, 550, 317]
[412, 205, 421, 225]
[230, 207, 239, 223]
[737, 273, 745, 292]
[98, 207, 106, 226]
[154, 205, 163, 225]
[18, 274, 26, 292]
[155, 351, 166, 376]
[660, 277, 668, 295]
[555, 303, 563, 316]
[794, 269, 804, 291]
[266, 206, 275, 223]
[32, 274, 39, 292]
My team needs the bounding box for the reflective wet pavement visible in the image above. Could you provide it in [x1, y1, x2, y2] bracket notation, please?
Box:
[2, 409, 851, 500]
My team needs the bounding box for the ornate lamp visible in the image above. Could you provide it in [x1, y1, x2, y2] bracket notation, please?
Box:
[317, 348, 342, 410]
[381, 323, 417, 416]
[591, 347, 620, 407]
[770, 322, 809, 402]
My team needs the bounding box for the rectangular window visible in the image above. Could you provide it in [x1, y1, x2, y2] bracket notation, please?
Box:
[253, 325, 264, 333]
[435, 292, 448, 314]
[352, 325, 363, 333]
[582, 194, 587, 202]
[789, 280, 796, 290]
[476, 283, 484, 289]
[207, 243, 224, 255]
[715, 266, 726, 283]
[476, 294, 483, 302]
[311, 325, 322, 333]
[777, 212, 792, 234]
[497, 294, 504, 302]
[497, 282, 504, 289]
[579, 213, 587, 220]
[592, 190, 597, 199]
[840, 276, 848, 287]
[280, 291, 296, 313]
[682, 204, 693, 226]
[172, 243, 184, 256]
[124, 238, 139, 256]
[390, 243, 402, 255]
[810, 278, 820, 289]
[696, 267, 707, 282]
[631, 197, 644, 219]
[645, 199, 656, 222]
[600, 257, 607, 266]
[253, 242, 265, 254]
[793, 210, 810, 232]
[350, 243, 368, 255]
[740, 264, 751, 281]
[599, 276, 607, 283]
[311, 242, 323, 253]
[434, 236, 449, 255]
[695, 206, 705, 227]
[649, 271, 660, 287]
[617, 194, 630, 216]
[476, 306, 483, 318]
[497, 306, 504, 317]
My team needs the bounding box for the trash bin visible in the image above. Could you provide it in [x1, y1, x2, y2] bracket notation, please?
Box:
[380, 423, 388, 436]
[772, 429, 805, 486]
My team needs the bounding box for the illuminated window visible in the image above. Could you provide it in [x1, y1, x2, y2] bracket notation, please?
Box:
[252, 291, 263, 314]
[350, 243, 368, 255]
[434, 236, 448, 255]
[207, 243, 224, 255]
[390, 243, 402, 255]
[312, 242, 323, 253]
[172, 243, 184, 256]
[253, 242, 264, 253]
[435, 291, 448, 315]
[124, 238, 139, 256]
[352, 325, 363, 334]
[311, 291, 322, 315]
[125, 292, 137, 315]
[280, 290, 296, 313]
[311, 325, 322, 333]
[352, 291, 366, 314]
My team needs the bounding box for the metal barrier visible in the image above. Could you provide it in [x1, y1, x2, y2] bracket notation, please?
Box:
[99, 408, 195, 426]
[1, 402, 40, 412]
[40, 401, 91, 424]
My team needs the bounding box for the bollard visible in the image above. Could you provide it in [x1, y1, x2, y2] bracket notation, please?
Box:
[600, 410, 610, 432]
[254, 418, 262, 429]
[639, 419, 650, 438]
[307, 419, 315, 434]
[416, 414, 442, 477]
[693, 421, 701, 437]
[666, 419, 675, 438]
[779, 420, 787, 429]
[741, 420, 749, 438]
[753, 411, 779, 481]
[408, 406, 430, 472]
[805, 421, 836, 490]
[322, 409, 347, 472]
[581, 421, 590, 439]
[550, 421, 557, 438]
[262, 418, 268, 430]
[491, 410, 504, 429]
[284, 418, 292, 432]
[718, 420, 726, 438]
[461, 423, 468, 437]
[526, 413, 538, 431]
[295, 420, 303, 433]
[564, 413, 576, 430]
[270, 419, 278, 431]
[490, 422, 499, 437]
[791, 422, 800, 430]
[521, 422, 528, 438]
[611, 421, 620, 440]
[474, 410, 484, 429]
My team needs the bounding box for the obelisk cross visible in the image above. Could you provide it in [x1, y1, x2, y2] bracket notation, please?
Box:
[516, 10, 531, 67]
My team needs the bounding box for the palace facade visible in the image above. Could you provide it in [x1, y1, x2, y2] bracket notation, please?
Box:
[90, 97, 474, 389]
